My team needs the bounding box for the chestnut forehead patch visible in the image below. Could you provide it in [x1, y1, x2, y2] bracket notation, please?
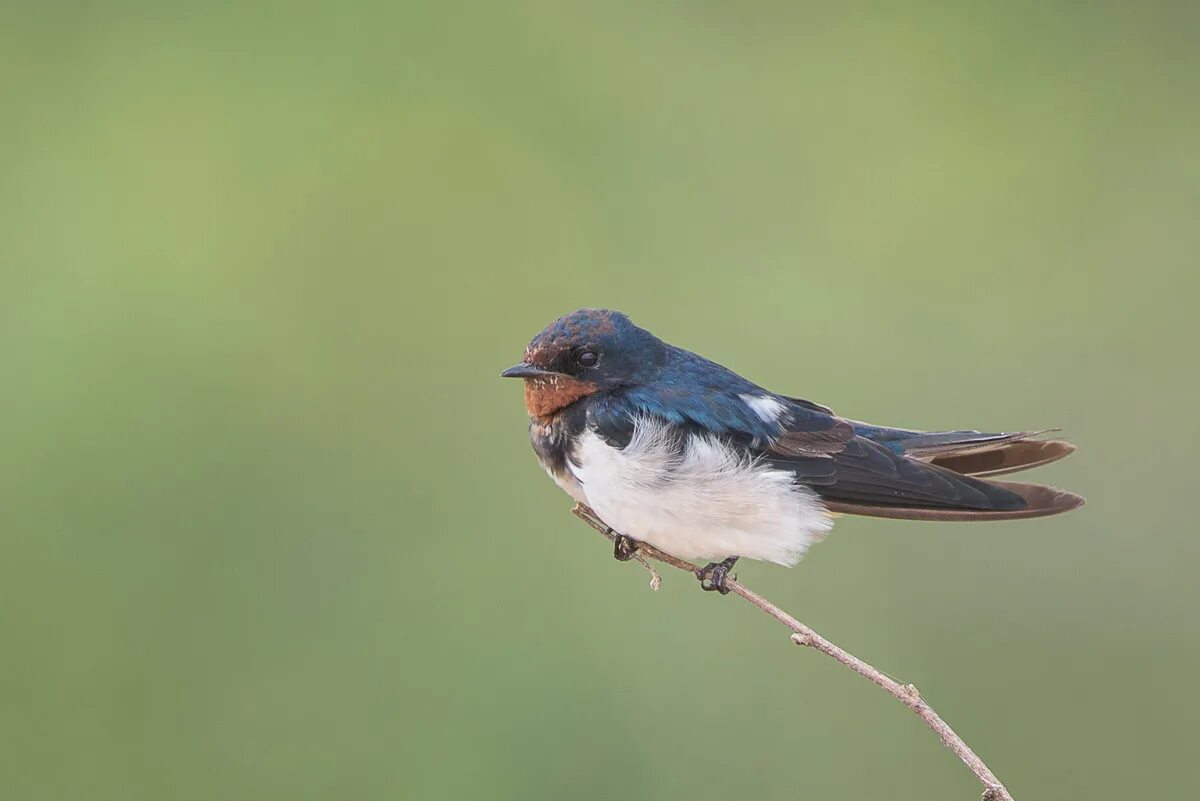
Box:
[524, 342, 565, 367]
[525, 309, 619, 365]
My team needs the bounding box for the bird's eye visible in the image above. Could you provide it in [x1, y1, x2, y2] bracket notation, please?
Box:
[574, 349, 599, 368]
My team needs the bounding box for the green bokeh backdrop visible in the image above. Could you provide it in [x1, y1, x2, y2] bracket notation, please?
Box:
[3, 3, 1198, 800]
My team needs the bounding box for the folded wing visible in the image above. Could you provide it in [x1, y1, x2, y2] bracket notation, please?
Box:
[765, 405, 1084, 521]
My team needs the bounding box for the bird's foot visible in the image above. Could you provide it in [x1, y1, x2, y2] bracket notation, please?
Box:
[612, 533, 639, 562]
[696, 557, 739, 594]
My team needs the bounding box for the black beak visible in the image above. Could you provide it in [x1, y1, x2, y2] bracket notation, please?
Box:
[500, 362, 558, 379]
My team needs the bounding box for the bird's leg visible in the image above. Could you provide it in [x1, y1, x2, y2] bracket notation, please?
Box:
[696, 557, 739, 594]
[612, 533, 640, 562]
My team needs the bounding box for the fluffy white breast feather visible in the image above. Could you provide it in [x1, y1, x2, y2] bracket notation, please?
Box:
[568, 416, 832, 566]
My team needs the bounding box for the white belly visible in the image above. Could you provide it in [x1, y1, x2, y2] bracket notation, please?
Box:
[567, 417, 833, 566]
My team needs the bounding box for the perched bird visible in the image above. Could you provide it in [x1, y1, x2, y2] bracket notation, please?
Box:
[501, 309, 1083, 592]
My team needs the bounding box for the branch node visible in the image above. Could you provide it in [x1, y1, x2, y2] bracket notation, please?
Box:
[573, 504, 662, 590]
[790, 632, 814, 647]
[902, 683, 922, 704]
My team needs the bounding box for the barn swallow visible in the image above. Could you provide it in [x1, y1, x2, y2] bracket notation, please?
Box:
[501, 309, 1083, 593]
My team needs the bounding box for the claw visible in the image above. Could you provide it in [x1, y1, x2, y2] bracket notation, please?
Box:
[613, 534, 639, 562]
[696, 557, 739, 594]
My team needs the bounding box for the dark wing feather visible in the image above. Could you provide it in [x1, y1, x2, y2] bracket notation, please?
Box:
[763, 403, 1083, 520]
[769, 432, 1027, 510]
[770, 417, 856, 457]
[779, 394, 835, 415]
[823, 480, 1084, 520]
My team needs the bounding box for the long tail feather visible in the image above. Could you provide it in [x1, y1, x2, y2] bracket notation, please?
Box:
[876, 428, 1076, 477]
[924, 439, 1076, 477]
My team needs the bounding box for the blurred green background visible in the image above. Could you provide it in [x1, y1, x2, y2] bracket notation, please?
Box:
[3, 2, 1198, 799]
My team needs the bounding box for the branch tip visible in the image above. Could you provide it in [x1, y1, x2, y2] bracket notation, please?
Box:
[569, 504, 1016, 801]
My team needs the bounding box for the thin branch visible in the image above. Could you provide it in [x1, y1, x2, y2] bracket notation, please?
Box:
[571, 503, 1014, 801]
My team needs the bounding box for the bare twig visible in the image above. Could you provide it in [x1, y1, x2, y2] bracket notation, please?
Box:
[627, 546, 663, 590]
[571, 503, 1014, 801]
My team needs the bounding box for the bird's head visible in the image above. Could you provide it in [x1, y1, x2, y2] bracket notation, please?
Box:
[501, 309, 666, 417]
